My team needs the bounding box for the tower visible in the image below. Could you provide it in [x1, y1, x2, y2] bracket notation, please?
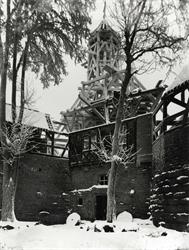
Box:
[60, 7, 149, 132]
[87, 19, 120, 80]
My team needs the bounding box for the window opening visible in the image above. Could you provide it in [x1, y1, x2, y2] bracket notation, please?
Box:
[99, 174, 108, 185]
[78, 198, 83, 206]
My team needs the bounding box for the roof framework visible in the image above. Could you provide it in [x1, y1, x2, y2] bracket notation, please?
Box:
[153, 80, 189, 141]
[59, 19, 164, 133]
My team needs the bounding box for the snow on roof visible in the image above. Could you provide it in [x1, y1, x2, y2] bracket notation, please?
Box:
[166, 64, 189, 94]
[6, 104, 54, 131]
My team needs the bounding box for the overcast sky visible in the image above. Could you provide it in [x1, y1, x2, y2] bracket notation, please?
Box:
[6, 0, 188, 120]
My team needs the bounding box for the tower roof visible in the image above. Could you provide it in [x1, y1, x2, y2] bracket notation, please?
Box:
[90, 0, 119, 38]
[91, 19, 119, 38]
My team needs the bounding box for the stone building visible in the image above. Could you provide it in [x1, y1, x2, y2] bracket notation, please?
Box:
[67, 113, 152, 220]
[0, 15, 188, 231]
[151, 68, 189, 231]
[58, 17, 164, 221]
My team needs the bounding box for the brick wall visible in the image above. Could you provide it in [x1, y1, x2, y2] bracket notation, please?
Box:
[152, 125, 189, 231]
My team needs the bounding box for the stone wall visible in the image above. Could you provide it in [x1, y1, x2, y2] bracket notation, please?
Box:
[69, 163, 151, 221]
[151, 124, 189, 231]
[136, 114, 152, 165]
[69, 114, 153, 221]
[0, 154, 71, 223]
[0, 113, 153, 223]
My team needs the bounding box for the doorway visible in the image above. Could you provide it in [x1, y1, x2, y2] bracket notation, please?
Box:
[95, 195, 107, 220]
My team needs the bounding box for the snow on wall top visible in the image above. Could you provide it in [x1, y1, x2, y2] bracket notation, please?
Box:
[166, 64, 189, 94]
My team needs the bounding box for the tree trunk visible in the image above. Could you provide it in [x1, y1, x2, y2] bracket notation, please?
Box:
[0, 0, 10, 127]
[0, 0, 16, 222]
[18, 39, 29, 123]
[106, 63, 132, 222]
[12, 0, 23, 123]
[12, 33, 19, 123]
[1, 160, 19, 222]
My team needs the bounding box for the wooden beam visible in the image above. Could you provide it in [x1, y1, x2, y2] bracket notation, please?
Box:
[129, 97, 143, 117]
[164, 110, 185, 125]
[183, 98, 189, 124]
[150, 91, 164, 112]
[82, 74, 107, 86]
[128, 87, 164, 98]
[70, 112, 76, 131]
[52, 120, 67, 125]
[51, 133, 54, 155]
[63, 115, 71, 132]
[170, 97, 187, 108]
[61, 142, 68, 157]
[79, 94, 106, 123]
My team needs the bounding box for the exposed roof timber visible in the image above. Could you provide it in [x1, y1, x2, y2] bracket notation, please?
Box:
[150, 91, 164, 112]
[70, 113, 152, 135]
[79, 94, 106, 123]
[6, 103, 55, 131]
[63, 100, 112, 117]
[63, 115, 71, 132]
[103, 65, 117, 74]
[163, 80, 189, 98]
[81, 75, 107, 86]
[52, 120, 66, 126]
[64, 87, 164, 117]
[128, 87, 165, 98]
[183, 99, 189, 123]
[81, 67, 146, 92]
[128, 97, 143, 117]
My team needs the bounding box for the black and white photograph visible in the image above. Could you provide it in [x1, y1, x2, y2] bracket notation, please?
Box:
[0, 0, 189, 249]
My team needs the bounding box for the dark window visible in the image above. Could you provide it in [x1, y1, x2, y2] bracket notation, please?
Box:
[78, 198, 83, 206]
[96, 195, 107, 220]
[99, 174, 108, 185]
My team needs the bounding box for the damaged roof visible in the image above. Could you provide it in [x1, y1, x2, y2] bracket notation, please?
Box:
[6, 104, 54, 131]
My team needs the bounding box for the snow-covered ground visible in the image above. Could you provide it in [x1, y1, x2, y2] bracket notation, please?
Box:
[0, 218, 188, 250]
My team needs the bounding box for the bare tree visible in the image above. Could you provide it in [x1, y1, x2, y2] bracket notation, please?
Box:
[0, 0, 95, 221]
[106, 0, 189, 222]
[93, 131, 136, 168]
[0, 122, 36, 221]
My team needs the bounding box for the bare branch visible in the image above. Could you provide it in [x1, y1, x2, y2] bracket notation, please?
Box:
[0, 122, 36, 166]
[92, 130, 137, 168]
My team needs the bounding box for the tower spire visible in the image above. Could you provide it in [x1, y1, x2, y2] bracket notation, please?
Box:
[103, 0, 106, 20]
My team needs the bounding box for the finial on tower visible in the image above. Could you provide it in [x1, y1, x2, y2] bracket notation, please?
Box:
[103, 0, 107, 20]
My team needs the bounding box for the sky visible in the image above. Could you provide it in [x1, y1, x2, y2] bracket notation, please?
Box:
[6, 0, 189, 120]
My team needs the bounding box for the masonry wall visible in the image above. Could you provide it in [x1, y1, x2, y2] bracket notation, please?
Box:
[69, 163, 151, 221]
[69, 114, 152, 221]
[0, 153, 71, 223]
[0, 113, 153, 223]
[151, 124, 189, 231]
